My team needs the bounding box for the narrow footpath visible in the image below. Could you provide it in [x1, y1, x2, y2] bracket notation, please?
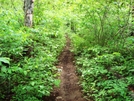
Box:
[55, 35, 86, 101]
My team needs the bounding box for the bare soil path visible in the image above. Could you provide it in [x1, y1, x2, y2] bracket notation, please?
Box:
[43, 35, 86, 101]
[55, 35, 86, 101]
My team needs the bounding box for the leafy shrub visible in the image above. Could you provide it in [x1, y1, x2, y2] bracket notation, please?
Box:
[0, 0, 65, 100]
[75, 45, 134, 101]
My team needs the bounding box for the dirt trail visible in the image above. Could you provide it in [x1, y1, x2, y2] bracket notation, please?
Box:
[55, 35, 86, 101]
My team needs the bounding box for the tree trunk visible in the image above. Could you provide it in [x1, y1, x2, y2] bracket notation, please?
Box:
[24, 0, 34, 27]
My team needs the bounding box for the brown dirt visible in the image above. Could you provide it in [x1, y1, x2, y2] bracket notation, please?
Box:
[43, 35, 87, 101]
[55, 35, 86, 101]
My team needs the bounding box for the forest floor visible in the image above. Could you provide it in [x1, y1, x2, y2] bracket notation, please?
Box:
[55, 35, 86, 101]
[44, 35, 86, 101]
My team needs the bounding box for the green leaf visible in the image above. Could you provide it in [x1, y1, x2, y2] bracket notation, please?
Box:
[1, 66, 7, 73]
[8, 68, 12, 74]
[0, 57, 10, 64]
[54, 79, 61, 87]
[129, 69, 134, 72]
[39, 85, 44, 89]
[30, 82, 35, 86]
[24, 71, 27, 76]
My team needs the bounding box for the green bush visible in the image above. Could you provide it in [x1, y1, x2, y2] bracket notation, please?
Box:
[75, 45, 134, 101]
[0, 0, 65, 100]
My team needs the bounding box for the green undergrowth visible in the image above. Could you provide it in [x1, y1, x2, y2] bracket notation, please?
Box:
[70, 1, 134, 100]
[0, 27, 65, 101]
[0, 1, 66, 100]
[1, 0, 134, 101]
[71, 34, 134, 101]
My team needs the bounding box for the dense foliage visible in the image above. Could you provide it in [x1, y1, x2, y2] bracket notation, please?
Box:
[0, 0, 65, 100]
[71, 0, 134, 101]
[0, 0, 134, 101]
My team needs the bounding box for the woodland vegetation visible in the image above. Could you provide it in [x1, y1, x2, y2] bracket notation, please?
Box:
[0, 0, 134, 101]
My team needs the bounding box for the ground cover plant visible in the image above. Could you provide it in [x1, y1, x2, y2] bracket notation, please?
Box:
[0, 0, 134, 101]
[0, 0, 65, 100]
[74, 45, 134, 100]
[71, 0, 134, 101]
